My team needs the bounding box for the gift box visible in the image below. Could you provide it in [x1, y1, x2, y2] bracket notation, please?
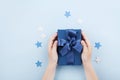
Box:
[57, 29, 83, 65]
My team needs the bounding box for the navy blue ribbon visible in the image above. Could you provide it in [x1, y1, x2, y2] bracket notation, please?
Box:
[58, 30, 82, 64]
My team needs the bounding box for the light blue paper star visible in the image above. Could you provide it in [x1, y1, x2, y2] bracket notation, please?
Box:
[64, 11, 71, 18]
[95, 56, 101, 63]
[35, 41, 42, 48]
[35, 60, 42, 67]
[94, 42, 102, 49]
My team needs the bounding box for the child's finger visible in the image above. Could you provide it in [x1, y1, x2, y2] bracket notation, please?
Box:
[81, 32, 91, 48]
[81, 40, 87, 53]
[53, 40, 58, 52]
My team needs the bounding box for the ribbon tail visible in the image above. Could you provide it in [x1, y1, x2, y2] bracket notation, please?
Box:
[73, 40, 82, 53]
[66, 51, 74, 65]
[60, 43, 70, 56]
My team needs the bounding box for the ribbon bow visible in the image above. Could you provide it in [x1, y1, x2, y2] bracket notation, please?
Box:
[58, 30, 82, 64]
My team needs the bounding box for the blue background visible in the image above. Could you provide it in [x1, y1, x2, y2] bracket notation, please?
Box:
[0, 0, 120, 80]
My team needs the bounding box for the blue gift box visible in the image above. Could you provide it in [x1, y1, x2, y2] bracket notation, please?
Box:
[57, 29, 83, 65]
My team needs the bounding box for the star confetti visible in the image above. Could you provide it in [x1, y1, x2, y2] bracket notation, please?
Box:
[94, 42, 102, 49]
[35, 60, 42, 67]
[64, 11, 71, 18]
[40, 33, 46, 39]
[35, 41, 42, 48]
[95, 56, 101, 63]
[77, 18, 83, 24]
[38, 26, 44, 32]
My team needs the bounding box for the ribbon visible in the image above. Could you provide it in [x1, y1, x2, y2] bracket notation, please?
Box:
[58, 30, 82, 64]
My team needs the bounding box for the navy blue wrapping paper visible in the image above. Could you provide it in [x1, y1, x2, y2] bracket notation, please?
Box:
[57, 29, 83, 65]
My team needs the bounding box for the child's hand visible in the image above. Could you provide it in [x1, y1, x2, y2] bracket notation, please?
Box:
[42, 33, 58, 80]
[81, 32, 98, 80]
[48, 33, 58, 66]
[81, 32, 92, 65]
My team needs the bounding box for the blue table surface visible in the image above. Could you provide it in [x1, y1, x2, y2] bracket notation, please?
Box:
[0, 0, 120, 80]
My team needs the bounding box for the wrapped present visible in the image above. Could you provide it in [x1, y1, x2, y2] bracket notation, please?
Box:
[57, 29, 83, 65]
